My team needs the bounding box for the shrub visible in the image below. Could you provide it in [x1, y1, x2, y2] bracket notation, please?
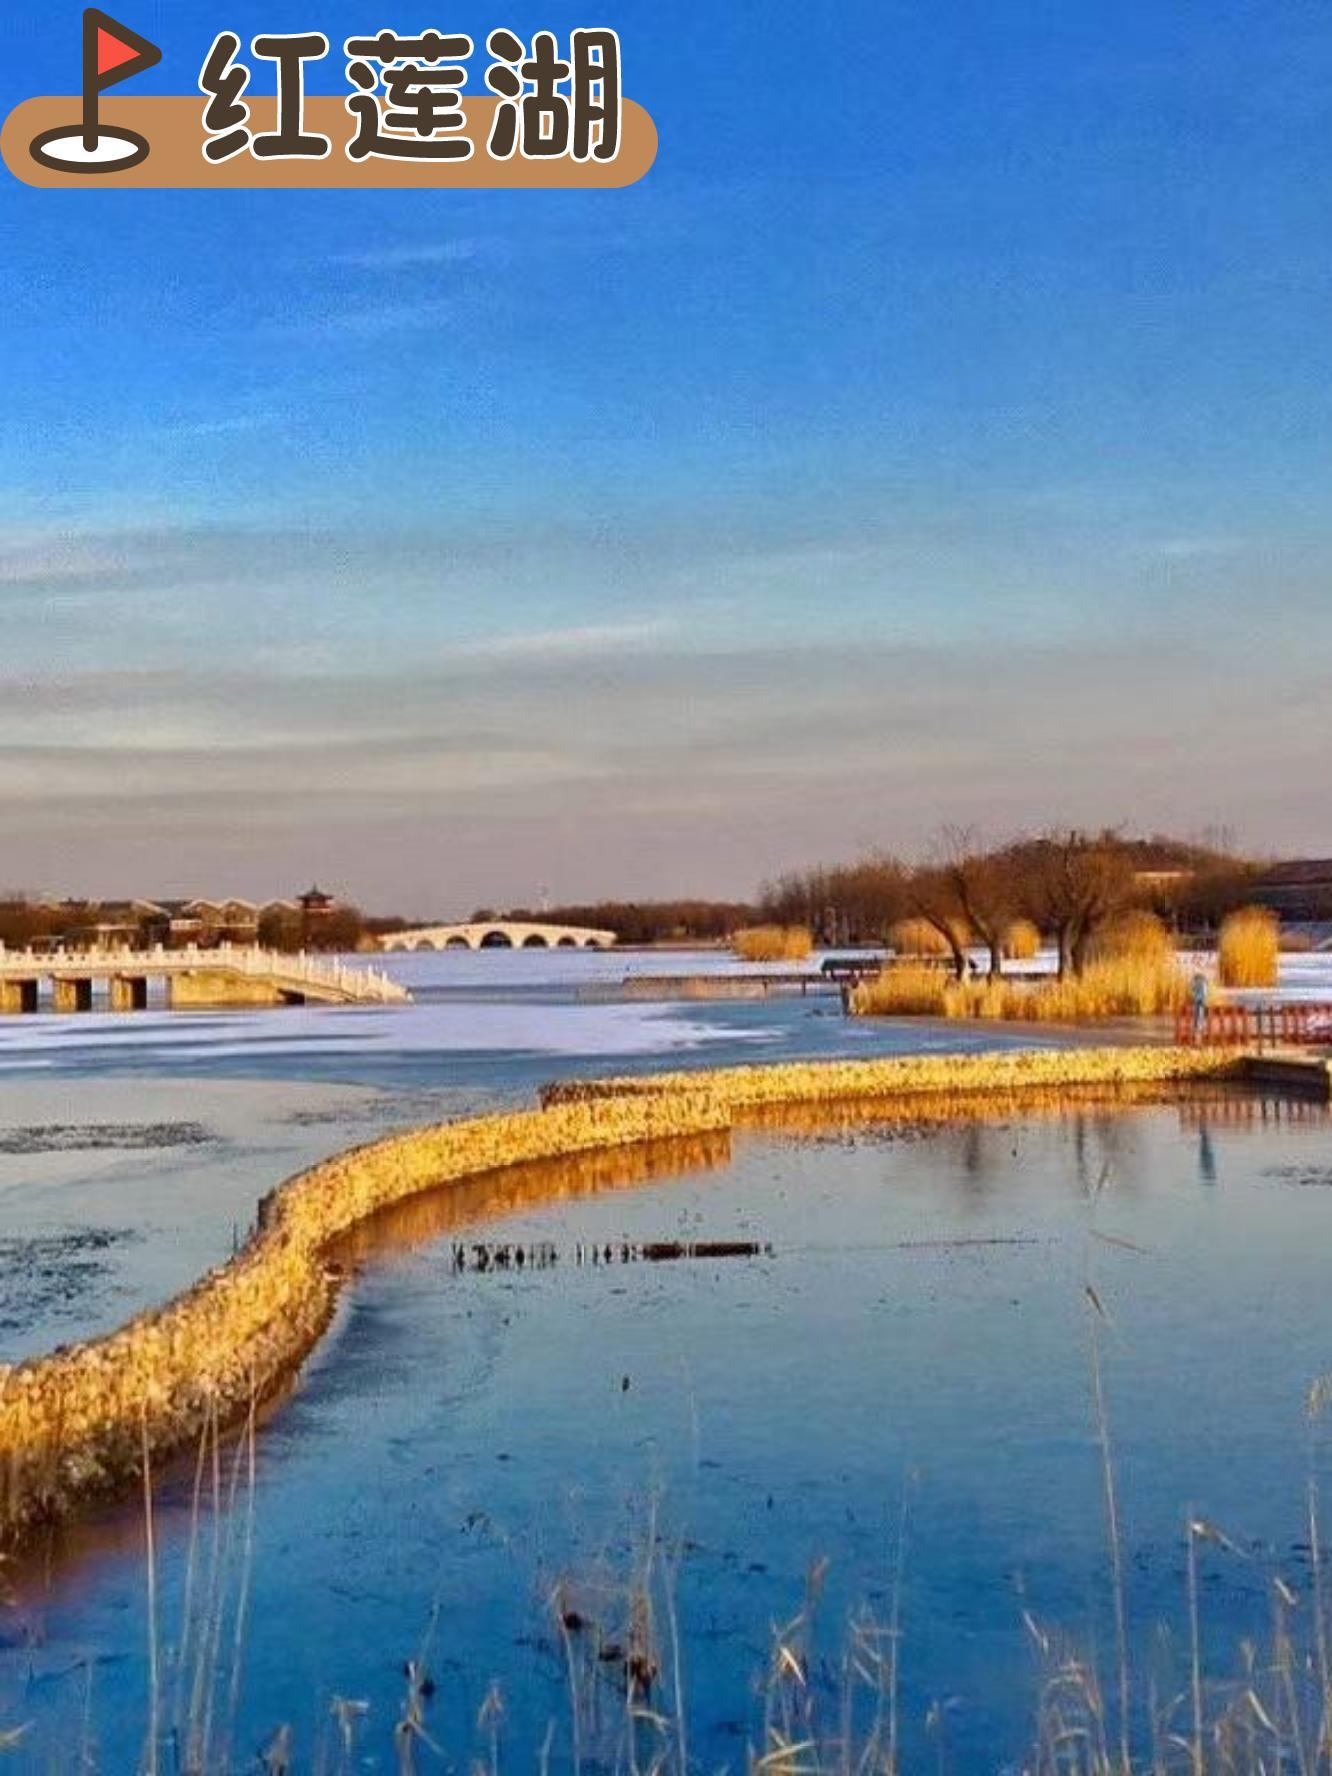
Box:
[854, 954, 1187, 1023]
[850, 965, 950, 1016]
[1218, 905, 1279, 988]
[732, 925, 813, 963]
[1001, 919, 1042, 961]
[887, 917, 965, 958]
[1086, 909, 1173, 966]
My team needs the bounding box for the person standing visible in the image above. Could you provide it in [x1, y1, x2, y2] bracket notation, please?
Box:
[1189, 969, 1210, 1043]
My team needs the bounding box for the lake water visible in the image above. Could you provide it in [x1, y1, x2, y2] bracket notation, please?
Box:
[1, 952, 1330, 1771]
[0, 948, 1065, 1361]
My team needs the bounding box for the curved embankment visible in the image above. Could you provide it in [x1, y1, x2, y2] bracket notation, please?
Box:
[540, 1043, 1242, 1110]
[0, 1046, 1241, 1549]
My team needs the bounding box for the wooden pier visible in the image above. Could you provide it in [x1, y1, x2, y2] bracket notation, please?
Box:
[1175, 999, 1332, 1100]
[0, 943, 410, 1012]
[1177, 1001, 1332, 1049]
[1238, 1050, 1332, 1098]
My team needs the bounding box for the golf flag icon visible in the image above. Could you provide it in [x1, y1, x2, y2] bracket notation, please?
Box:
[29, 9, 162, 173]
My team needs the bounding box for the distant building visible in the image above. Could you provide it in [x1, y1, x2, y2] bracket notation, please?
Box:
[47, 897, 302, 952]
[296, 884, 336, 944]
[1251, 860, 1332, 921]
[1133, 868, 1192, 893]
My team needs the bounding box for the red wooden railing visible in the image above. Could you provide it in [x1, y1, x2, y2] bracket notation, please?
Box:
[1176, 1001, 1332, 1049]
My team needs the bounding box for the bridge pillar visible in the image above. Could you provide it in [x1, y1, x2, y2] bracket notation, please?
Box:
[110, 975, 149, 1012]
[168, 971, 283, 1009]
[53, 977, 93, 1014]
[0, 979, 39, 1014]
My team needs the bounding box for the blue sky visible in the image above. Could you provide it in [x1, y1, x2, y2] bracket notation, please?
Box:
[1, 0, 1330, 909]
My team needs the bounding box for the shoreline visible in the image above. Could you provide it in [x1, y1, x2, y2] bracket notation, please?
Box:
[0, 1044, 1244, 1550]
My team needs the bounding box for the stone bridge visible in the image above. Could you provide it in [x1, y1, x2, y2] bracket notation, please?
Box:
[381, 921, 616, 952]
[0, 944, 410, 1012]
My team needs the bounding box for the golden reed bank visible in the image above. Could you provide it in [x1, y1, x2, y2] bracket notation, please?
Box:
[0, 1046, 1244, 1549]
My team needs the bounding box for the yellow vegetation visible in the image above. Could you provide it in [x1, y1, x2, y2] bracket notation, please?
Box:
[1218, 904, 1280, 988]
[2, 1042, 1244, 1551]
[732, 924, 813, 962]
[0, 1092, 731, 1550]
[1086, 908, 1173, 965]
[544, 1043, 1240, 1110]
[887, 917, 963, 957]
[1001, 919, 1042, 961]
[851, 955, 1187, 1022]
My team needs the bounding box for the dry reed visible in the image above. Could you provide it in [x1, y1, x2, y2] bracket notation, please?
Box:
[887, 917, 964, 958]
[852, 955, 1188, 1022]
[1086, 908, 1173, 966]
[1218, 905, 1280, 989]
[732, 926, 814, 962]
[544, 1044, 1240, 1111]
[1, 1046, 1242, 1558]
[1002, 918, 1042, 961]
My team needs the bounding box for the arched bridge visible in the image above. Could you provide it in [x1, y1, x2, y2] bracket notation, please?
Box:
[381, 922, 617, 952]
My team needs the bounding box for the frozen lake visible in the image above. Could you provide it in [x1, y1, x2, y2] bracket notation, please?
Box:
[5, 1088, 1332, 1770]
[0, 948, 1071, 1359]
[1, 947, 1330, 1771]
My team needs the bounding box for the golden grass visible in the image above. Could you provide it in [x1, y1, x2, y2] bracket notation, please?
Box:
[1001, 918, 1042, 960]
[887, 916, 964, 957]
[1218, 903, 1280, 988]
[851, 954, 1188, 1022]
[544, 1043, 1239, 1109]
[0, 1093, 732, 1550]
[732, 925, 813, 962]
[1086, 907, 1173, 965]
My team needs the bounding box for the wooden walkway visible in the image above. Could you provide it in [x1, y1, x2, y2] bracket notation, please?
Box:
[1175, 999, 1332, 1099]
[581, 972, 842, 1003]
[1176, 1001, 1332, 1049]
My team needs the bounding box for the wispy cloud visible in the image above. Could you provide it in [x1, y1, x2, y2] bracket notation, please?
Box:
[331, 240, 477, 270]
[170, 409, 291, 439]
[1153, 535, 1244, 561]
[304, 298, 453, 337]
[448, 618, 678, 661]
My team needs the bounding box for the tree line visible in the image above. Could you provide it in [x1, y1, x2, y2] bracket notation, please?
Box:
[488, 899, 758, 946]
[759, 829, 1261, 979]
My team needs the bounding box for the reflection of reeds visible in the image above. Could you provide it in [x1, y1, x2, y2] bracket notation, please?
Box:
[737, 1079, 1185, 1139]
[0, 1046, 1255, 1561]
[0, 1097, 732, 1551]
[10, 1085, 1332, 1770]
[333, 1133, 733, 1270]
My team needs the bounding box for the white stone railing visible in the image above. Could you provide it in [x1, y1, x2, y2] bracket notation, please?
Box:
[0, 943, 410, 1005]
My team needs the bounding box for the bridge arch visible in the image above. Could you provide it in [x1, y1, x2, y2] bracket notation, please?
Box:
[382, 921, 617, 953]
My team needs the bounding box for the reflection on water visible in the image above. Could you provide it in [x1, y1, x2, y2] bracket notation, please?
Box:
[4, 1089, 1332, 1772]
[333, 1131, 734, 1269]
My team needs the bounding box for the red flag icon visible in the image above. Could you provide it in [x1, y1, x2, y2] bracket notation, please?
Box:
[26, 8, 162, 172]
[86, 9, 161, 97]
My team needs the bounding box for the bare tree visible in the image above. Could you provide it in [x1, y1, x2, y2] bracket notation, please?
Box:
[1006, 830, 1136, 977]
[905, 865, 970, 981]
[930, 827, 1015, 980]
